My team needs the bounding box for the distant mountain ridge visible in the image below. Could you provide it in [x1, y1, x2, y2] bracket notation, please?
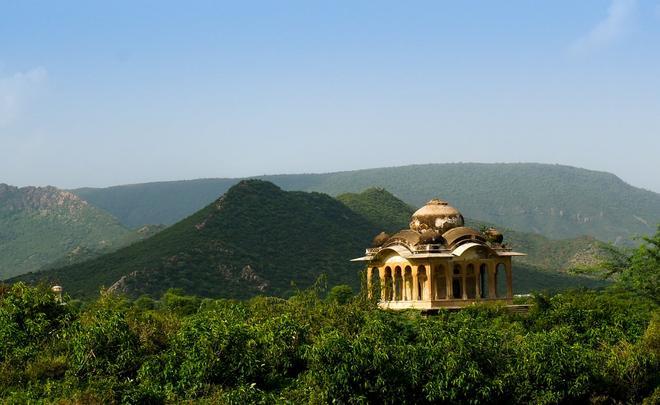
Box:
[72, 163, 660, 243]
[0, 184, 161, 279]
[16, 180, 606, 299]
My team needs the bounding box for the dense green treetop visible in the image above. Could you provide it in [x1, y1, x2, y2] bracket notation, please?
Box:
[0, 282, 657, 404]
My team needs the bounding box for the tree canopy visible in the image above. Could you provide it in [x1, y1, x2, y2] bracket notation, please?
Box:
[0, 281, 658, 404]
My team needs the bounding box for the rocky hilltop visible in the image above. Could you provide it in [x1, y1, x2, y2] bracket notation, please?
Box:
[0, 184, 89, 213]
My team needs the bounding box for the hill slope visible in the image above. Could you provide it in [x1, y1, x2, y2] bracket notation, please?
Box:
[16, 180, 378, 299]
[20, 181, 606, 299]
[0, 184, 148, 279]
[337, 187, 415, 233]
[72, 163, 660, 242]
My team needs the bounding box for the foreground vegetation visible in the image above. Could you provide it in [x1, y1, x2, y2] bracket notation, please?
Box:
[0, 280, 657, 404]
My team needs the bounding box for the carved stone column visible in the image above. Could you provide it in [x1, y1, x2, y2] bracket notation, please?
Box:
[378, 267, 386, 301]
[475, 263, 481, 300]
[461, 263, 468, 300]
[366, 267, 372, 299]
[488, 263, 497, 299]
[426, 263, 433, 301]
[446, 264, 453, 299]
[412, 267, 419, 301]
[506, 261, 513, 301]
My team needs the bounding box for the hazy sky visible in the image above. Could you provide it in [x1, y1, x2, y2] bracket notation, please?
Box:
[1, 0, 659, 191]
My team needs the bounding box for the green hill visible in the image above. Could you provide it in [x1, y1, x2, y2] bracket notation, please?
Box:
[18, 181, 605, 299]
[337, 187, 415, 233]
[0, 184, 141, 279]
[38, 224, 166, 271]
[72, 163, 660, 243]
[0, 184, 165, 279]
[15, 180, 378, 298]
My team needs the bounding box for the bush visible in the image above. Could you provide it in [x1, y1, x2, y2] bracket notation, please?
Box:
[0, 284, 657, 403]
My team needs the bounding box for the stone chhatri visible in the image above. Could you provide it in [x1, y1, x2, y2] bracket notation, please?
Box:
[353, 198, 526, 310]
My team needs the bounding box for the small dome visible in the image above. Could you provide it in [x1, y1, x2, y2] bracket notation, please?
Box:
[483, 227, 503, 244]
[410, 199, 464, 233]
[371, 232, 390, 247]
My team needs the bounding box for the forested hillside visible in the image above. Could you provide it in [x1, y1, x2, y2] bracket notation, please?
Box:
[0, 184, 146, 279]
[16, 181, 378, 298]
[72, 163, 660, 243]
[337, 187, 415, 232]
[18, 181, 605, 299]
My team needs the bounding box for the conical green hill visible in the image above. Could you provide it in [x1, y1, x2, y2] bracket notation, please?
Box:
[16, 180, 377, 299]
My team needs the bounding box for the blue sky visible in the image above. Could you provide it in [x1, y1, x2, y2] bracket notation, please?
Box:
[1, 0, 659, 191]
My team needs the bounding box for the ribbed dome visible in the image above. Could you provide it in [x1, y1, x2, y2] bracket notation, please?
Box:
[409, 199, 464, 233]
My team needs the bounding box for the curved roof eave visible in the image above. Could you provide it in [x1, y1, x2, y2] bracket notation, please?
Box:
[451, 242, 496, 257]
[374, 245, 414, 259]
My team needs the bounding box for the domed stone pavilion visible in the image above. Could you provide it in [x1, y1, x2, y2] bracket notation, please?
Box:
[352, 199, 525, 310]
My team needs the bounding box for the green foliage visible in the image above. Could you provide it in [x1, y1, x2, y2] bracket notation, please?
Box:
[0, 283, 657, 404]
[337, 187, 414, 232]
[326, 285, 354, 304]
[571, 225, 660, 305]
[0, 283, 71, 364]
[624, 226, 660, 305]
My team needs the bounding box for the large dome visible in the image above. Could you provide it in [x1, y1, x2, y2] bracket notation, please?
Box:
[409, 198, 464, 233]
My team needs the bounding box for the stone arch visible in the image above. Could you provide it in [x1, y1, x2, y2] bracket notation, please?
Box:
[452, 264, 462, 299]
[417, 266, 427, 300]
[496, 263, 506, 298]
[479, 263, 489, 298]
[404, 266, 413, 301]
[466, 263, 476, 299]
[368, 267, 381, 300]
[434, 264, 446, 299]
[384, 266, 393, 301]
[394, 266, 403, 301]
